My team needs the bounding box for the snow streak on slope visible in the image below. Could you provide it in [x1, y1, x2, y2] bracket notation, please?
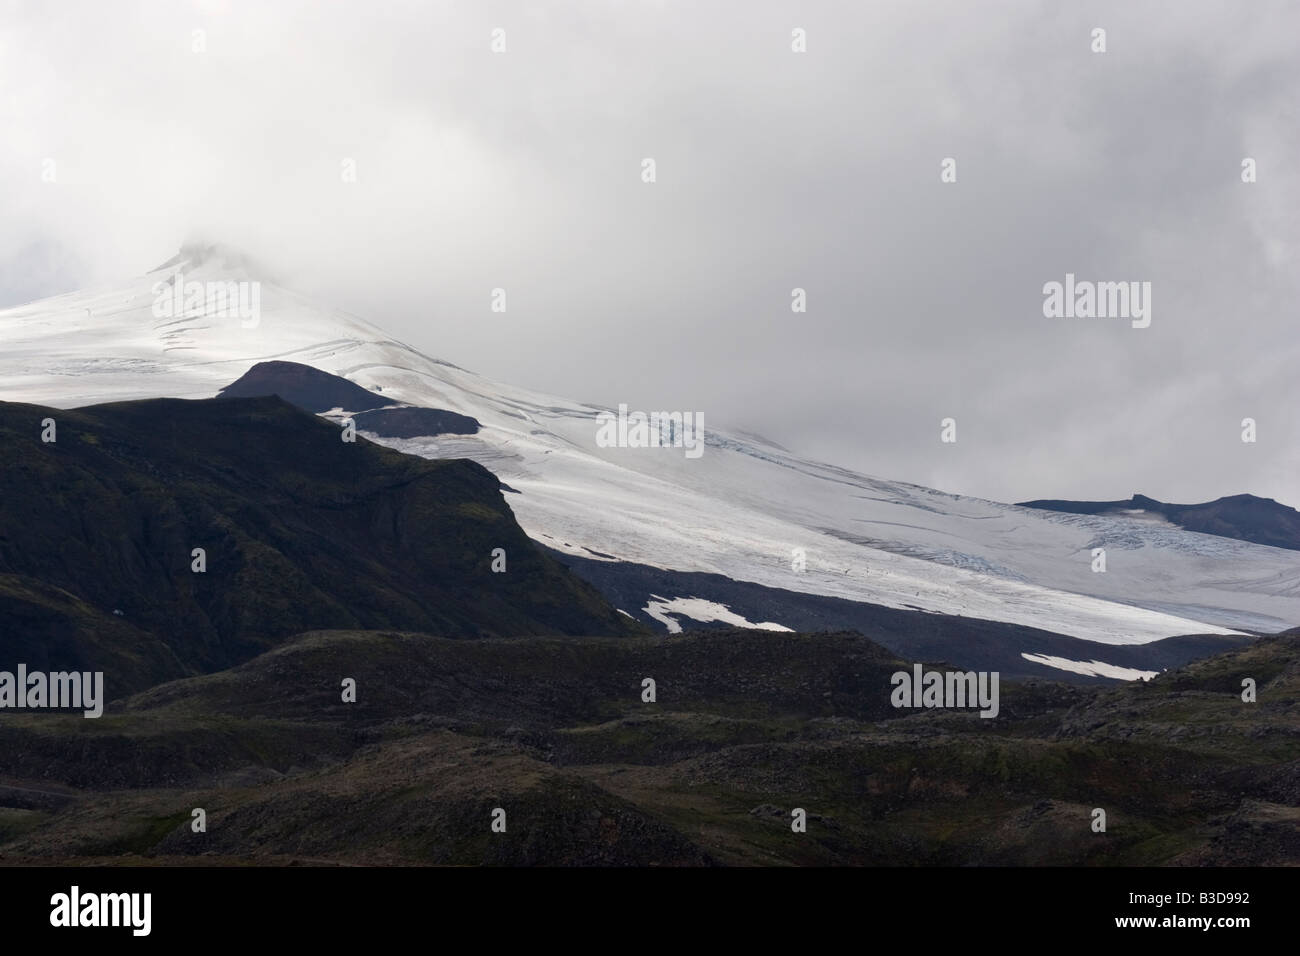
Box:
[1020, 654, 1159, 681]
[2, 245, 1298, 644]
[642, 596, 793, 634]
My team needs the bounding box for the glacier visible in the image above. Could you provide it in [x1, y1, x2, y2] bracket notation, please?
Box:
[2, 243, 1297, 646]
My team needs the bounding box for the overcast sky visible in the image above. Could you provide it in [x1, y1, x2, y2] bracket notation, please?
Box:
[2, 0, 1297, 506]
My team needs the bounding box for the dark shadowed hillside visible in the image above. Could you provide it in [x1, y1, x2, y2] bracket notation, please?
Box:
[0, 395, 641, 693]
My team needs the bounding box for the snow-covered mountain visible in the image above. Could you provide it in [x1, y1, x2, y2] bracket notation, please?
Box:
[3, 243, 1298, 662]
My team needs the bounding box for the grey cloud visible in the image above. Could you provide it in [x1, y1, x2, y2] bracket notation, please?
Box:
[1, 0, 1296, 505]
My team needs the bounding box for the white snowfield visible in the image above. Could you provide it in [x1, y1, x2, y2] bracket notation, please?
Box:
[2, 245, 1298, 645]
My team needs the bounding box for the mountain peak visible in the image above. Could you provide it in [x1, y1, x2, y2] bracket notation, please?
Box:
[149, 239, 277, 282]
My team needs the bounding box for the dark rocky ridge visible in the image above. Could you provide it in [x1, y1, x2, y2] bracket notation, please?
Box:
[219, 360, 481, 436]
[218, 360, 392, 413]
[1019, 493, 1300, 552]
[354, 405, 480, 438]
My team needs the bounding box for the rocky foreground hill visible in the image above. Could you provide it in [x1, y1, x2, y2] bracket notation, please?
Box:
[0, 628, 1295, 866]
